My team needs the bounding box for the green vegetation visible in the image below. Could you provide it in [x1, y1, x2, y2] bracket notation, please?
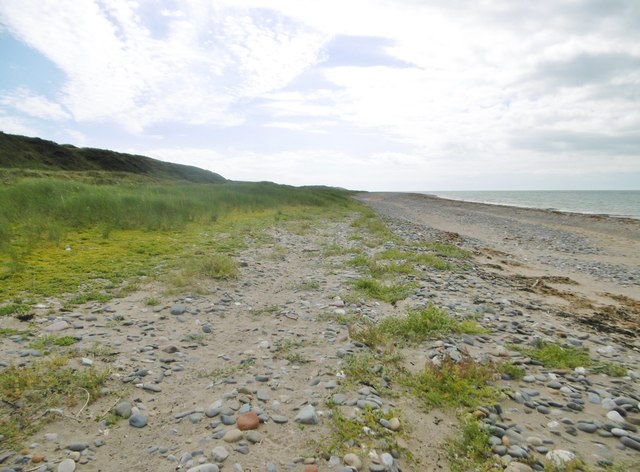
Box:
[272, 339, 313, 364]
[499, 361, 526, 380]
[0, 177, 354, 304]
[419, 241, 471, 259]
[0, 356, 108, 448]
[295, 280, 321, 291]
[512, 340, 627, 377]
[350, 305, 486, 349]
[511, 340, 591, 369]
[404, 357, 499, 410]
[351, 210, 398, 246]
[0, 302, 31, 316]
[351, 278, 415, 304]
[319, 405, 409, 459]
[190, 254, 238, 279]
[590, 362, 627, 377]
[29, 335, 78, 350]
[447, 417, 500, 472]
[0, 131, 225, 183]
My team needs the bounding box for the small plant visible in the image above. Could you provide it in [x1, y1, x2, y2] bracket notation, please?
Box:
[352, 278, 415, 304]
[447, 416, 499, 472]
[251, 304, 279, 318]
[403, 356, 499, 410]
[342, 351, 404, 392]
[295, 280, 320, 291]
[499, 361, 526, 380]
[350, 306, 487, 349]
[511, 340, 592, 369]
[0, 356, 109, 448]
[194, 254, 238, 279]
[144, 297, 161, 306]
[0, 303, 31, 316]
[29, 335, 78, 350]
[319, 405, 409, 459]
[591, 362, 627, 377]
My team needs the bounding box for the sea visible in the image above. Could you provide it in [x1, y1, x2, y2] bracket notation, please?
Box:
[425, 191, 640, 220]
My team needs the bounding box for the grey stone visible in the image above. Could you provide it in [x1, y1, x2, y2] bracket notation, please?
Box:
[294, 405, 318, 425]
[171, 304, 186, 315]
[271, 415, 289, 424]
[129, 413, 147, 428]
[67, 443, 88, 451]
[620, 436, 640, 452]
[212, 445, 229, 463]
[577, 422, 598, 433]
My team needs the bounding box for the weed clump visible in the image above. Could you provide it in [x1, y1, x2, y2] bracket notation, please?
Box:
[403, 357, 499, 410]
[447, 417, 500, 472]
[0, 357, 109, 448]
[350, 306, 487, 349]
[511, 340, 591, 369]
[319, 405, 408, 459]
[352, 278, 415, 304]
[193, 254, 238, 279]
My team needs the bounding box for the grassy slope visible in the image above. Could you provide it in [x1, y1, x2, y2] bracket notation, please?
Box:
[0, 131, 225, 184]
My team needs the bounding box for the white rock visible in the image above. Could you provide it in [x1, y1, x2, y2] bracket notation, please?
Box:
[606, 410, 625, 423]
[545, 449, 575, 466]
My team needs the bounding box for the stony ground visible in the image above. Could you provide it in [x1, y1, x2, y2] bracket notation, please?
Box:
[1, 195, 639, 472]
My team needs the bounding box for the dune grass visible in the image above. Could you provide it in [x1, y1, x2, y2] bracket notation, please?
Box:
[0, 178, 355, 304]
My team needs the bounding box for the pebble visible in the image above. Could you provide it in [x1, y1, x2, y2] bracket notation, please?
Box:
[295, 405, 318, 425]
[45, 320, 70, 332]
[211, 446, 229, 463]
[186, 465, 219, 472]
[57, 459, 76, 472]
[505, 463, 533, 472]
[546, 449, 575, 466]
[129, 413, 147, 428]
[170, 304, 186, 315]
[236, 412, 260, 431]
[620, 436, 640, 452]
[344, 453, 362, 470]
[607, 410, 625, 423]
[223, 429, 243, 443]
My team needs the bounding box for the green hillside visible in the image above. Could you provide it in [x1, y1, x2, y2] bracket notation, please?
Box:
[0, 131, 225, 183]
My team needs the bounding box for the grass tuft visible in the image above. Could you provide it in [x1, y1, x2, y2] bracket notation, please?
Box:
[447, 417, 500, 472]
[403, 356, 499, 410]
[192, 254, 238, 279]
[0, 356, 109, 449]
[511, 340, 591, 369]
[352, 278, 415, 304]
[350, 306, 487, 349]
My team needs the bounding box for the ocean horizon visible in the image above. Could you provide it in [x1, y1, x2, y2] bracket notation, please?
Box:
[420, 190, 640, 220]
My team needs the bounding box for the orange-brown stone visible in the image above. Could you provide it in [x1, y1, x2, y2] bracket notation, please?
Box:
[303, 466, 319, 472]
[31, 453, 45, 463]
[236, 412, 260, 431]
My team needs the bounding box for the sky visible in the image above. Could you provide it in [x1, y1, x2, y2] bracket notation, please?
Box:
[1, 0, 639, 191]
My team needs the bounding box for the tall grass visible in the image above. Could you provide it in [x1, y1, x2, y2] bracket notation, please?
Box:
[0, 179, 352, 249]
[0, 178, 354, 301]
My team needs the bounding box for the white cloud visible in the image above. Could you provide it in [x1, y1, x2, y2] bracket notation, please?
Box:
[0, 0, 327, 132]
[1, 88, 70, 121]
[0, 111, 38, 136]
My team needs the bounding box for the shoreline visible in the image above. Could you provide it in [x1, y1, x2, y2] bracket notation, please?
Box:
[357, 191, 640, 337]
[411, 190, 640, 221]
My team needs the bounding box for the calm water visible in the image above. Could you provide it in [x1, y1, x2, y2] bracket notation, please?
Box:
[427, 191, 640, 219]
